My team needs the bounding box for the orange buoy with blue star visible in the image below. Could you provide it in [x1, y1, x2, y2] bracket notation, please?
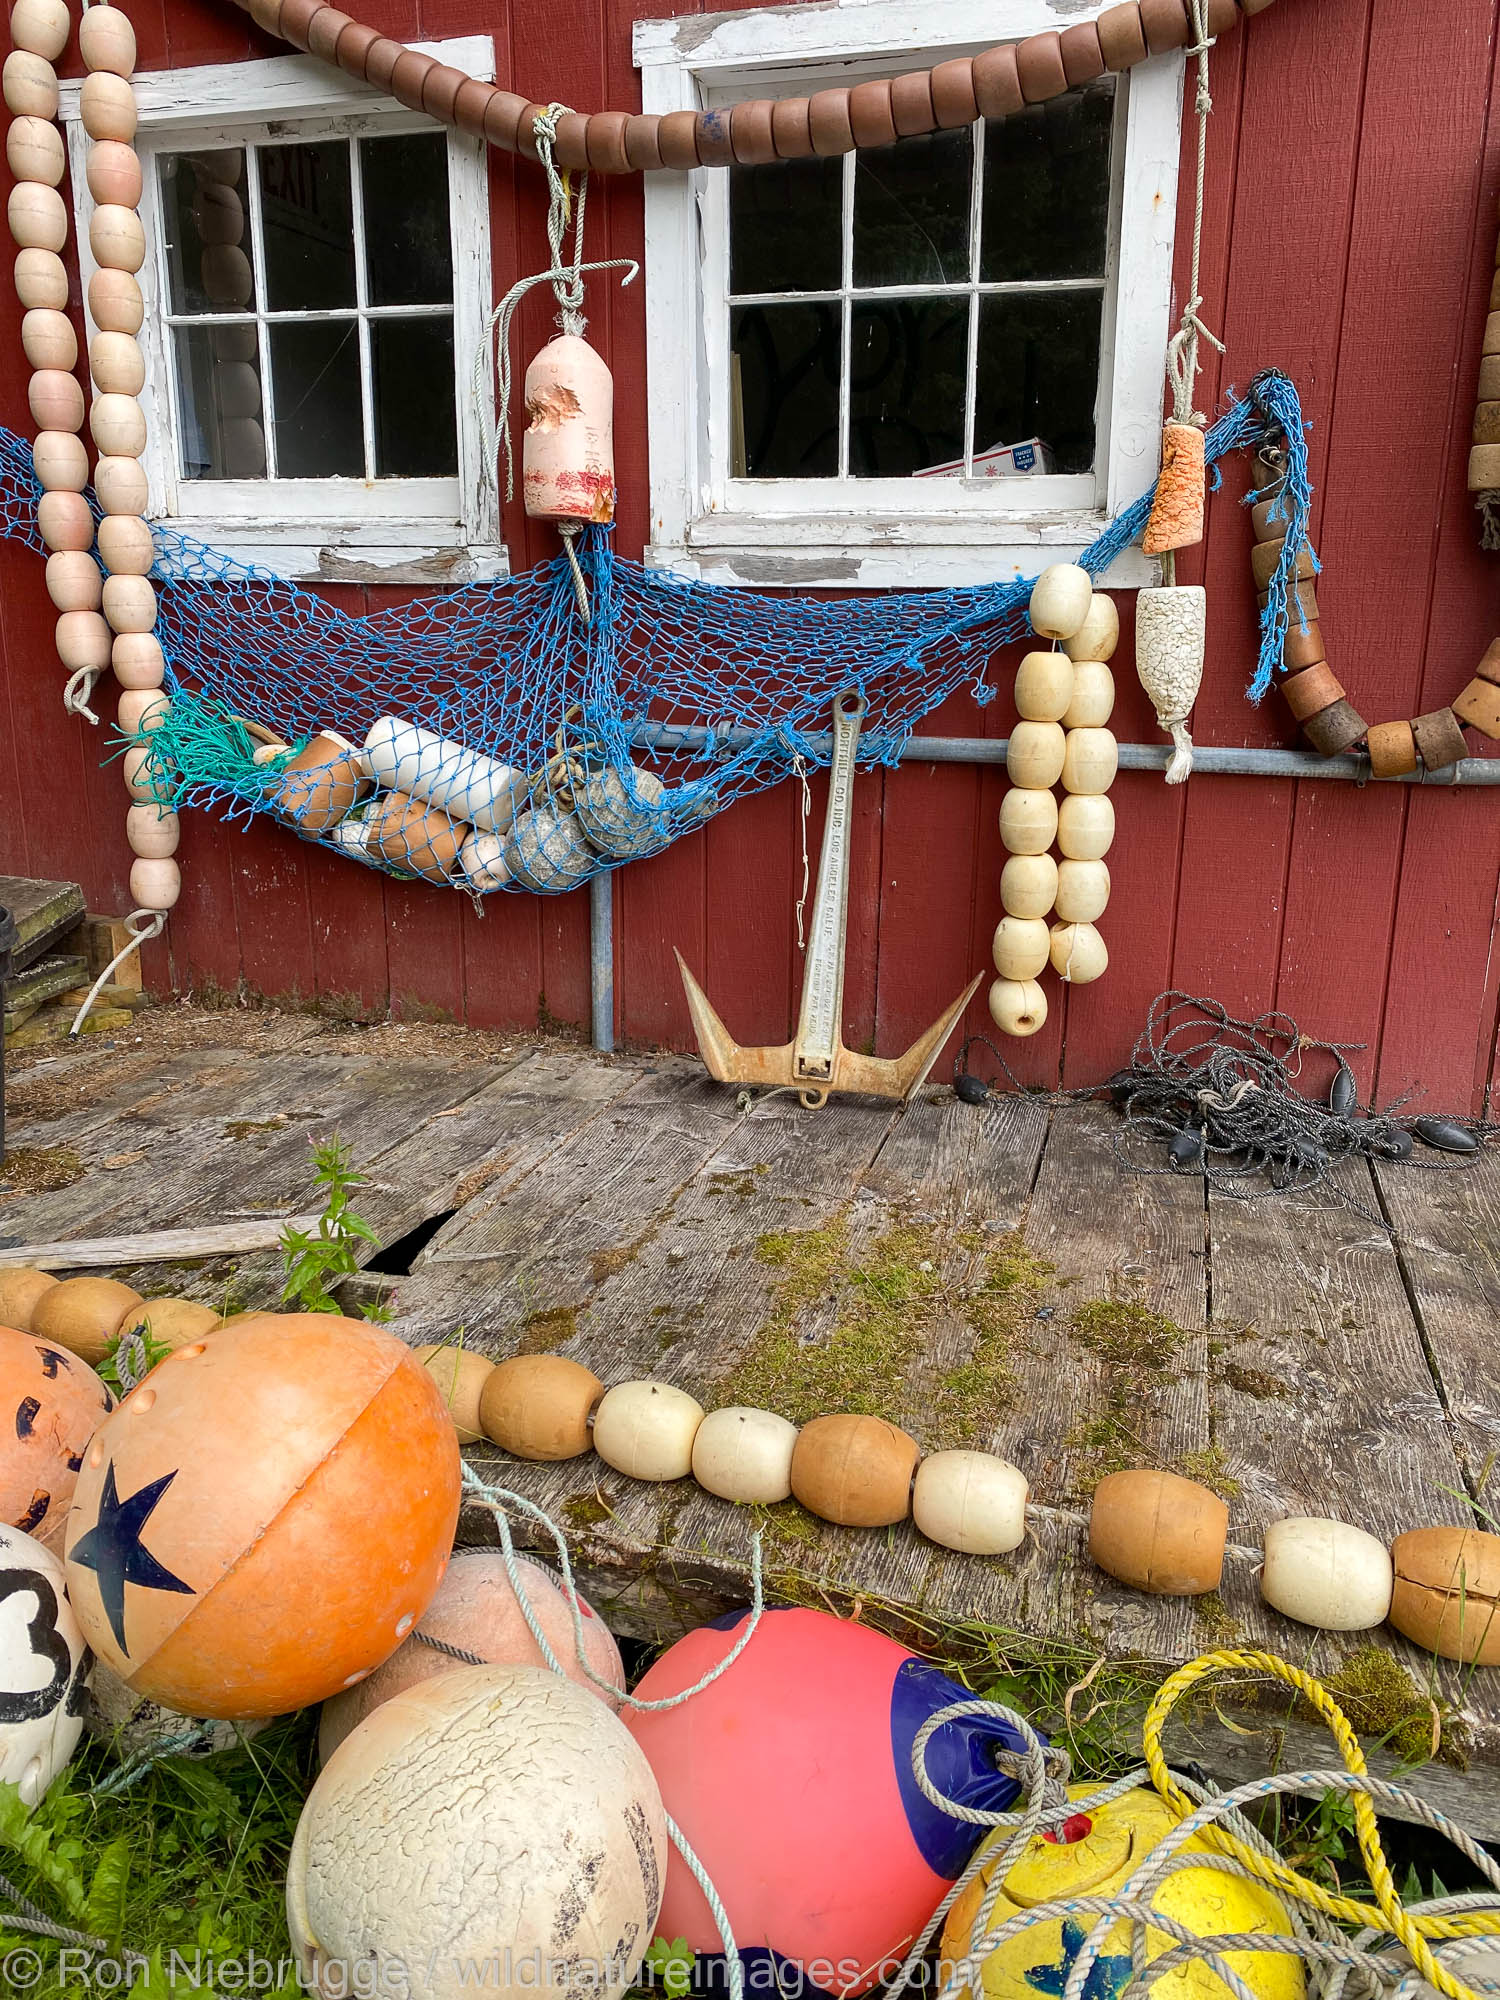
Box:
[63, 1314, 460, 1719]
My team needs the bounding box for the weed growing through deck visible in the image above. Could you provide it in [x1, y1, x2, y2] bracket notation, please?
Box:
[278, 1135, 381, 1315]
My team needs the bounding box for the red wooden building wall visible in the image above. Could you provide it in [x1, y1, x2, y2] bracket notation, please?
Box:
[3, 0, 1500, 1111]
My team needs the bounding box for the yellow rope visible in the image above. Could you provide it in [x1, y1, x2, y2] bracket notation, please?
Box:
[1143, 1650, 1500, 2000]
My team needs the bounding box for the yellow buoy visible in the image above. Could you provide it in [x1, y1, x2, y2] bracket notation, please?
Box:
[940, 1784, 1304, 2000]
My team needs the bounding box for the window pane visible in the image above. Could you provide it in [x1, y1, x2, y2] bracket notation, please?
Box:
[852, 128, 972, 289]
[259, 140, 356, 310]
[158, 149, 256, 316]
[980, 78, 1115, 282]
[371, 317, 457, 475]
[973, 289, 1103, 476]
[361, 132, 452, 308]
[729, 157, 843, 296]
[173, 324, 267, 479]
[269, 320, 363, 476]
[848, 295, 967, 477]
[731, 302, 839, 477]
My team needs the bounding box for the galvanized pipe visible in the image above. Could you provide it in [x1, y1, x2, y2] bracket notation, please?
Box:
[589, 727, 1500, 1047]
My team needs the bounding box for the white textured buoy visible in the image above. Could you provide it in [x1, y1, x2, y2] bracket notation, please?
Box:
[0, 1525, 88, 1807]
[1136, 584, 1207, 784]
[1062, 591, 1119, 664]
[691, 1406, 799, 1505]
[1057, 793, 1114, 861]
[988, 977, 1047, 1039]
[998, 787, 1058, 857]
[1054, 858, 1110, 925]
[913, 1451, 1029, 1555]
[1029, 563, 1093, 641]
[592, 1381, 704, 1481]
[992, 915, 1050, 982]
[1260, 1517, 1394, 1632]
[287, 1666, 667, 2000]
[1000, 853, 1058, 921]
[1050, 922, 1108, 984]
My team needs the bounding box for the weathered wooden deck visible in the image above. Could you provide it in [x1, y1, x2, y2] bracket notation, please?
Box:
[5, 1010, 1500, 1830]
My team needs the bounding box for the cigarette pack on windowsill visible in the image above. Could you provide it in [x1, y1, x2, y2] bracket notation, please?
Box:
[913, 437, 1057, 480]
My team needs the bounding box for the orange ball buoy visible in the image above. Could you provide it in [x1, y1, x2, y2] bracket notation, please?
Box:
[63, 1314, 461, 1718]
[478, 1353, 603, 1460]
[789, 1414, 919, 1527]
[0, 1269, 59, 1333]
[1088, 1468, 1228, 1596]
[0, 1323, 114, 1551]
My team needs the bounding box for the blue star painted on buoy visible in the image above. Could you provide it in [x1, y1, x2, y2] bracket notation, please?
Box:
[68, 1463, 194, 1656]
[1024, 1920, 1135, 2000]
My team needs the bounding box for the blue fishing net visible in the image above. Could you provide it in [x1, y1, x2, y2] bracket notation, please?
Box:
[0, 370, 1309, 897]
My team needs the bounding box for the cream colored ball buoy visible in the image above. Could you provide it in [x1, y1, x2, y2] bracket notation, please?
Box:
[14, 246, 68, 309]
[78, 0, 138, 76]
[592, 1380, 704, 1481]
[22, 307, 75, 371]
[90, 391, 147, 458]
[992, 915, 1049, 982]
[0, 1267, 58, 1331]
[479, 1353, 603, 1461]
[1057, 793, 1114, 861]
[1060, 727, 1118, 795]
[789, 1413, 919, 1528]
[125, 803, 179, 858]
[3, 50, 61, 118]
[6, 114, 64, 185]
[9, 0, 71, 58]
[1089, 1469, 1228, 1596]
[999, 853, 1057, 922]
[45, 551, 101, 613]
[28, 368, 83, 434]
[413, 1343, 494, 1445]
[89, 329, 145, 397]
[102, 574, 156, 633]
[318, 1550, 626, 1761]
[55, 610, 112, 673]
[691, 1405, 799, 1505]
[32, 428, 88, 489]
[1028, 563, 1092, 642]
[88, 265, 143, 332]
[117, 687, 169, 735]
[0, 1525, 88, 1807]
[123, 743, 163, 802]
[1049, 922, 1108, 985]
[1013, 651, 1074, 724]
[38, 490, 95, 551]
[31, 1275, 143, 1366]
[988, 977, 1047, 1039]
[94, 453, 149, 516]
[998, 787, 1058, 857]
[1061, 661, 1115, 730]
[97, 512, 154, 575]
[913, 1451, 1028, 1555]
[80, 67, 138, 142]
[288, 1665, 667, 2000]
[1260, 1517, 1394, 1632]
[129, 856, 181, 911]
[1053, 859, 1110, 926]
[112, 631, 164, 689]
[116, 1296, 220, 1355]
[1062, 590, 1119, 663]
[8, 179, 67, 252]
[85, 138, 142, 208]
[88, 202, 146, 274]
[1005, 720, 1065, 791]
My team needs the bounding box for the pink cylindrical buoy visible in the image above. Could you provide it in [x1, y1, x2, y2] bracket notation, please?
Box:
[522, 332, 616, 525]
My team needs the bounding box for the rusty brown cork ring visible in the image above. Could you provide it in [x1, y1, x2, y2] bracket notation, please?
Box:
[233, 0, 1277, 174]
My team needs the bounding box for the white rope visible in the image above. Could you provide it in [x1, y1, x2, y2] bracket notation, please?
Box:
[1164, 0, 1226, 429]
[62, 665, 103, 724]
[67, 907, 164, 1036]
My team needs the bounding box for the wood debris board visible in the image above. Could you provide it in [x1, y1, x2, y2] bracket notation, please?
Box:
[5, 1026, 1500, 1830]
[0, 875, 85, 971]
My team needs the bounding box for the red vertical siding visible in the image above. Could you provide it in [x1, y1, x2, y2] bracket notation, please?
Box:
[4, 0, 1500, 1106]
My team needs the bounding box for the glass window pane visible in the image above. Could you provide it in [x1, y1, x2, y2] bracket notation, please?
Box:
[980, 77, 1115, 283]
[731, 301, 840, 477]
[852, 128, 972, 289]
[371, 317, 457, 476]
[268, 320, 363, 476]
[973, 289, 1103, 477]
[848, 295, 967, 477]
[259, 140, 356, 310]
[173, 324, 267, 479]
[158, 149, 255, 316]
[361, 132, 452, 307]
[729, 157, 843, 296]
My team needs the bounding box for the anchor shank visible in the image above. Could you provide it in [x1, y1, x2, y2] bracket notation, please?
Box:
[793, 691, 865, 1082]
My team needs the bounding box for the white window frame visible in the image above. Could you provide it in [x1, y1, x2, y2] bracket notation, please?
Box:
[635, 0, 1184, 590]
[59, 37, 503, 585]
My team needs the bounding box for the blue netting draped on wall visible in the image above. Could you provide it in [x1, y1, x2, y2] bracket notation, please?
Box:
[0, 373, 1304, 898]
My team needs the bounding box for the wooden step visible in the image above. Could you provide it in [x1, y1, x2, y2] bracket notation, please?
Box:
[0, 875, 86, 972]
[4, 952, 89, 1030]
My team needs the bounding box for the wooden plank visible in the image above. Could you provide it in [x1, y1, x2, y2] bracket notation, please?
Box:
[862, 1088, 1047, 1227]
[1372, 1149, 1500, 1488]
[0, 878, 86, 971]
[5, 953, 88, 1017]
[0, 1217, 320, 1270]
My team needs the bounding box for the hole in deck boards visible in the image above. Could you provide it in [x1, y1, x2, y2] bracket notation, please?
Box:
[364, 1208, 458, 1276]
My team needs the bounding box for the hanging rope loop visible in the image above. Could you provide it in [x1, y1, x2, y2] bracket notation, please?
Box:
[1167, 0, 1226, 428]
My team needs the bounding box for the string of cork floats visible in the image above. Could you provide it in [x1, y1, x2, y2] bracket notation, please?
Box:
[221, 0, 1269, 175]
[1, 1261, 1494, 1661]
[993, 564, 1116, 1039]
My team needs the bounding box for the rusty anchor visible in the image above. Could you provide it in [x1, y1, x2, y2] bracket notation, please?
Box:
[675, 690, 983, 1109]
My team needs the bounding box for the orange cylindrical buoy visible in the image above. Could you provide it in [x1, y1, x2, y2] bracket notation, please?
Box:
[522, 333, 616, 525]
[1143, 421, 1206, 555]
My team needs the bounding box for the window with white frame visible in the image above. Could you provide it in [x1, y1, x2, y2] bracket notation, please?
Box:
[59, 39, 500, 583]
[637, 0, 1184, 589]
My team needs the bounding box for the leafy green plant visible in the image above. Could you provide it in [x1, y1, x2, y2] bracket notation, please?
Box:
[644, 1935, 695, 1998]
[99, 1325, 172, 1398]
[279, 1135, 381, 1314]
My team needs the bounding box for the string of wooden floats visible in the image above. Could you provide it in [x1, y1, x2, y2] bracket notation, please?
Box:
[228, 0, 1277, 173]
[3, 1261, 1496, 1668]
